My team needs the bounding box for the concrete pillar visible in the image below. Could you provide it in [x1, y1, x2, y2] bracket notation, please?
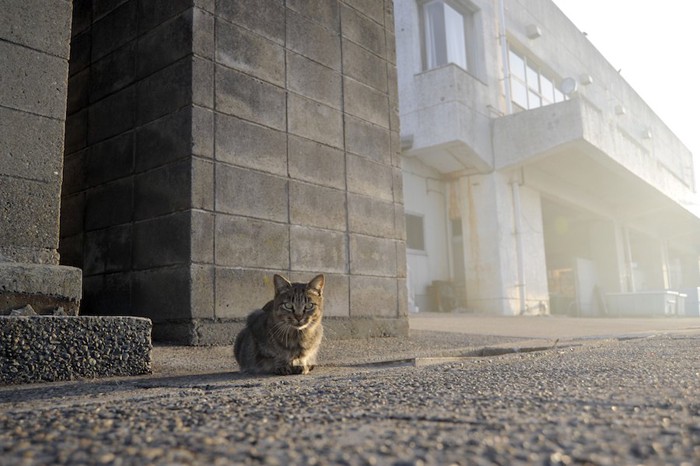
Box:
[589, 220, 626, 293]
[60, 0, 407, 344]
[0, 0, 82, 314]
[457, 172, 548, 315]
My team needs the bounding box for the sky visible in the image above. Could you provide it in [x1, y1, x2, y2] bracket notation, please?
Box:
[552, 0, 699, 182]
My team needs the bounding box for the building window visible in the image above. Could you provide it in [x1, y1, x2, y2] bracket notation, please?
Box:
[422, 1, 480, 74]
[405, 214, 426, 251]
[508, 47, 565, 111]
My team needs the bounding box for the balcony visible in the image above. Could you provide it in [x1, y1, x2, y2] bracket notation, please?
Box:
[400, 64, 494, 174]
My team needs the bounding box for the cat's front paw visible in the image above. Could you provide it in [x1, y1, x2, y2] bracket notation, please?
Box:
[275, 364, 305, 375]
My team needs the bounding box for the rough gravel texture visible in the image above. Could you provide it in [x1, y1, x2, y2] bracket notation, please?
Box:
[1, 332, 698, 465]
[0, 316, 152, 385]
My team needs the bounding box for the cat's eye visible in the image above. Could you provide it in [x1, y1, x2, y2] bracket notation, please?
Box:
[282, 303, 293, 311]
[304, 303, 315, 311]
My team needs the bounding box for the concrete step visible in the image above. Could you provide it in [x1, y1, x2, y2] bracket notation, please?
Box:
[1, 316, 152, 385]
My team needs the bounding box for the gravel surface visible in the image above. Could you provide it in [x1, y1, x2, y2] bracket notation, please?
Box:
[0, 316, 152, 385]
[1, 333, 699, 465]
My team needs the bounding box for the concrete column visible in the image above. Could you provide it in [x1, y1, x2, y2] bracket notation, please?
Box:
[0, 0, 82, 314]
[457, 172, 548, 315]
[589, 220, 626, 293]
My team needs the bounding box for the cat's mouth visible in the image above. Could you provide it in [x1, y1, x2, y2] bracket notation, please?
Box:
[290, 321, 310, 330]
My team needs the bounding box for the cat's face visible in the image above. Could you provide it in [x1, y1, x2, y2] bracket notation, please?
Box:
[271, 274, 324, 330]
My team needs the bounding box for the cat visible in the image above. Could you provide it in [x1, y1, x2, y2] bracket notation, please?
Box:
[234, 274, 325, 375]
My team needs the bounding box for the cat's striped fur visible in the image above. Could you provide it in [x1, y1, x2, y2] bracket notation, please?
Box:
[234, 274, 324, 375]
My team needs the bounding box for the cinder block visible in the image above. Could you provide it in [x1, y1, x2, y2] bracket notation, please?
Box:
[90, 43, 136, 103]
[290, 181, 346, 231]
[133, 212, 190, 270]
[86, 132, 134, 187]
[215, 65, 286, 131]
[217, 0, 285, 45]
[134, 159, 191, 220]
[59, 193, 85, 239]
[215, 267, 276, 319]
[71, 0, 91, 37]
[289, 272, 349, 318]
[344, 78, 389, 129]
[216, 19, 285, 87]
[344, 0, 385, 25]
[0, 41, 69, 119]
[190, 264, 215, 319]
[215, 215, 289, 269]
[69, 31, 91, 77]
[84, 224, 133, 275]
[287, 10, 341, 70]
[215, 113, 287, 176]
[350, 275, 398, 317]
[346, 153, 393, 202]
[87, 86, 136, 144]
[0, 107, 63, 182]
[390, 130, 401, 167]
[61, 151, 86, 196]
[57, 234, 84, 269]
[349, 234, 397, 277]
[138, 0, 192, 34]
[132, 266, 191, 321]
[392, 167, 404, 204]
[192, 56, 214, 109]
[347, 193, 394, 238]
[288, 135, 346, 189]
[91, 0, 138, 62]
[135, 106, 192, 172]
[286, 0, 339, 31]
[191, 209, 214, 263]
[215, 165, 288, 222]
[82, 272, 132, 316]
[193, 8, 215, 60]
[137, 9, 193, 79]
[84, 178, 133, 231]
[394, 203, 407, 241]
[192, 157, 214, 211]
[67, 68, 89, 115]
[0, 177, 61, 250]
[287, 51, 342, 110]
[342, 39, 387, 93]
[290, 225, 347, 273]
[397, 278, 408, 317]
[288, 93, 343, 149]
[395, 241, 407, 278]
[0, 0, 72, 58]
[136, 58, 192, 125]
[340, 4, 386, 58]
[65, 109, 88, 155]
[192, 106, 214, 158]
[344, 114, 391, 164]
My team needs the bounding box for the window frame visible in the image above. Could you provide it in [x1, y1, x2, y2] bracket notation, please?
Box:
[419, 0, 483, 78]
[508, 46, 565, 111]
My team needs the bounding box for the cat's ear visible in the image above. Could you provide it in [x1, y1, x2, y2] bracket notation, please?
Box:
[273, 274, 292, 294]
[307, 274, 325, 296]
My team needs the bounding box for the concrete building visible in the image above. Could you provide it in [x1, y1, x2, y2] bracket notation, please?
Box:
[396, 0, 700, 316]
[1, 0, 408, 346]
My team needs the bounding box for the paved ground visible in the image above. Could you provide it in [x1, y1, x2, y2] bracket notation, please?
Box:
[1, 314, 699, 465]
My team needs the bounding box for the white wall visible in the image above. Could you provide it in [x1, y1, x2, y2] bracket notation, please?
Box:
[402, 157, 450, 311]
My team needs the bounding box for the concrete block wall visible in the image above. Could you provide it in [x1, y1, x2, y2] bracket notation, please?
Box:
[61, 0, 407, 344]
[1, 0, 82, 315]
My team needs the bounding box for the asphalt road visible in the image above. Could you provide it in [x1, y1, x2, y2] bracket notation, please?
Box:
[1, 333, 699, 465]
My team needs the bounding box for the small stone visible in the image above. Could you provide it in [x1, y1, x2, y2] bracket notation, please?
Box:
[53, 307, 67, 316]
[10, 305, 37, 316]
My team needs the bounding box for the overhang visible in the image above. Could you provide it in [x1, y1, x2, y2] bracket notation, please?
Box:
[493, 98, 700, 254]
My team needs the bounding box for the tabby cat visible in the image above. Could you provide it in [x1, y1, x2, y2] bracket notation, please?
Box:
[234, 274, 325, 375]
